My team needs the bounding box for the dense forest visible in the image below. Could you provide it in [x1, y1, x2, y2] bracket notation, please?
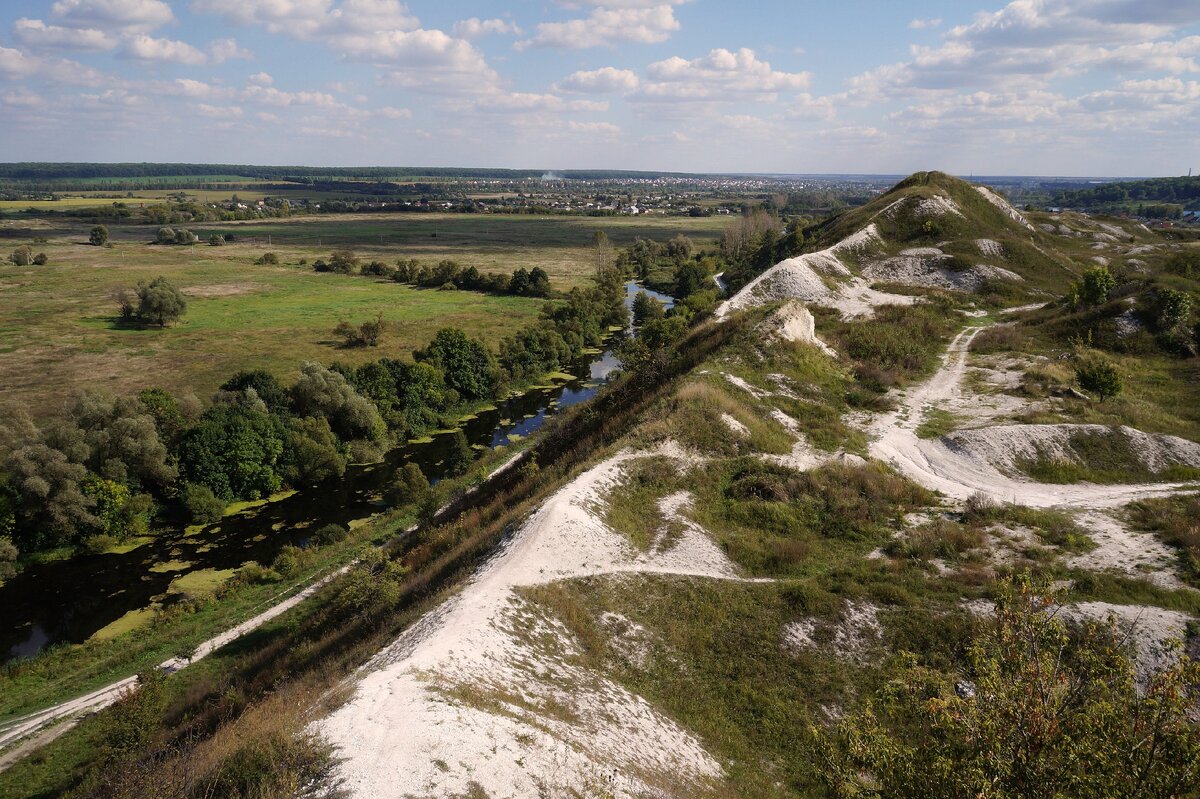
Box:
[0, 235, 730, 566]
[1050, 176, 1200, 214]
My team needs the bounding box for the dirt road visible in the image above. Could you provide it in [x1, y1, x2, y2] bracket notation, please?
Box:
[0, 563, 353, 771]
[869, 322, 1194, 508]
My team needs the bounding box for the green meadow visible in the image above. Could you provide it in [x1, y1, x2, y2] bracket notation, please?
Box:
[0, 213, 723, 414]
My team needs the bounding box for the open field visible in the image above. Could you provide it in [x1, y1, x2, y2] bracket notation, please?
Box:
[0, 214, 724, 413]
[4, 213, 725, 285]
[0, 236, 544, 414]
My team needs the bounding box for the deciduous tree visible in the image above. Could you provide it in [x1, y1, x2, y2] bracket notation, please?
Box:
[135, 276, 187, 327]
[290, 362, 386, 442]
[416, 328, 499, 401]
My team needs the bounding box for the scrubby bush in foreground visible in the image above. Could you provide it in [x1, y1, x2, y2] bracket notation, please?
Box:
[819, 577, 1200, 799]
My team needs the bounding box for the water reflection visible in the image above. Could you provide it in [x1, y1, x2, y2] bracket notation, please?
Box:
[1, 282, 675, 660]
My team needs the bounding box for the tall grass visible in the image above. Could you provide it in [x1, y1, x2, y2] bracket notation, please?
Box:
[831, 302, 961, 394]
[4, 310, 752, 799]
[1127, 493, 1200, 585]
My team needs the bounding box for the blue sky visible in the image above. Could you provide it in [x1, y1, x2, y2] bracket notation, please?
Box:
[1, 0, 1197, 175]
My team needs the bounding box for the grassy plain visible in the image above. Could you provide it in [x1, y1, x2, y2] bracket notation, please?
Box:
[0, 213, 722, 414]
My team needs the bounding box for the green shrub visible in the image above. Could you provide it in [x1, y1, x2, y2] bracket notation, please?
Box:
[390, 462, 430, 507]
[819, 577, 1200, 798]
[1075, 358, 1122, 401]
[1072, 266, 1116, 307]
[311, 523, 348, 546]
[182, 482, 225, 524]
[234, 561, 280, 584]
[270, 545, 310, 579]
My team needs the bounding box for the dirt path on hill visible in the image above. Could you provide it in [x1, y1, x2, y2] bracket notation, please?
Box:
[0, 564, 353, 771]
[869, 318, 1195, 509]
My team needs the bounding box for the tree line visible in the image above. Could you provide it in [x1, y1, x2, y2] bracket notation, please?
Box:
[309, 250, 552, 298]
[1050, 176, 1200, 210]
[0, 268, 627, 564]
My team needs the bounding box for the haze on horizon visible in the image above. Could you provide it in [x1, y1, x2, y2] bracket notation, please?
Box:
[0, 0, 1197, 178]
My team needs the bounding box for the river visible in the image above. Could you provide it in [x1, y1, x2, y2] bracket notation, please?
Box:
[1, 283, 674, 661]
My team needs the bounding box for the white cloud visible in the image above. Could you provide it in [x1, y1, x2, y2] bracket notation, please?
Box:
[0, 45, 107, 85]
[209, 38, 254, 63]
[557, 66, 639, 93]
[167, 78, 232, 99]
[240, 84, 339, 107]
[556, 0, 689, 6]
[519, 5, 681, 49]
[248, 71, 273, 85]
[190, 0, 418, 38]
[567, 120, 621, 135]
[908, 17, 942, 30]
[459, 91, 606, 114]
[12, 18, 117, 51]
[452, 18, 521, 39]
[300, 125, 357, 137]
[784, 92, 837, 120]
[337, 28, 499, 91]
[51, 0, 174, 34]
[849, 1, 1200, 101]
[633, 47, 810, 103]
[122, 34, 210, 65]
[196, 103, 244, 117]
[0, 90, 44, 108]
[375, 105, 412, 118]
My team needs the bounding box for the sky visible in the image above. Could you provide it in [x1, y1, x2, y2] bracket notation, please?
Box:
[0, 0, 1198, 176]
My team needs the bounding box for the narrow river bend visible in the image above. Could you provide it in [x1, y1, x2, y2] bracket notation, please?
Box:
[0, 283, 674, 661]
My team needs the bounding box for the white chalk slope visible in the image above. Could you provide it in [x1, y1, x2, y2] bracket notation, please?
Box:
[717, 183, 1031, 319]
[319, 445, 738, 798]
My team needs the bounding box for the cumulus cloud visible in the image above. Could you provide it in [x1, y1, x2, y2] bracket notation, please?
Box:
[908, 17, 942, 30]
[196, 103, 243, 117]
[452, 18, 521, 39]
[556, 0, 689, 6]
[556, 66, 640, 93]
[12, 18, 117, 51]
[375, 105, 412, 118]
[190, 0, 418, 38]
[1, 89, 44, 108]
[337, 28, 499, 91]
[247, 71, 273, 85]
[457, 91, 607, 114]
[633, 47, 810, 103]
[849, 0, 1200, 101]
[122, 34, 209, 65]
[567, 120, 621, 135]
[51, 0, 174, 33]
[209, 38, 254, 63]
[166, 77, 233, 99]
[240, 84, 339, 107]
[193, 0, 495, 93]
[519, 5, 681, 49]
[0, 44, 107, 85]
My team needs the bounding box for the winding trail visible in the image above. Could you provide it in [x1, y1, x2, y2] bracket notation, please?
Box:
[0, 563, 353, 771]
[869, 320, 1195, 508]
